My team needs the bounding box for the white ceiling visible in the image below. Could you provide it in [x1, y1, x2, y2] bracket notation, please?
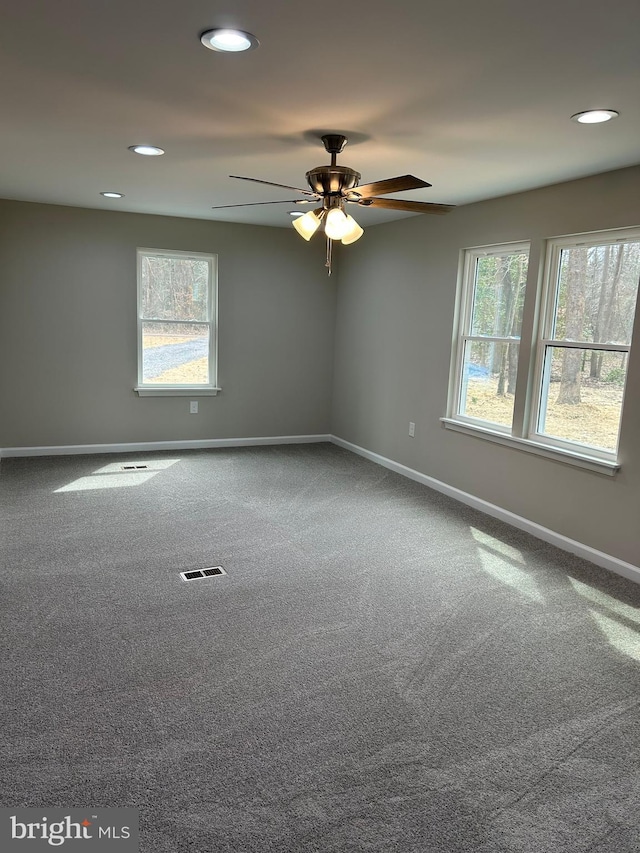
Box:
[2, 0, 640, 229]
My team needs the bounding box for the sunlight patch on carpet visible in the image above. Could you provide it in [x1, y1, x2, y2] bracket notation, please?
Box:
[569, 577, 640, 624]
[590, 610, 640, 661]
[54, 458, 180, 492]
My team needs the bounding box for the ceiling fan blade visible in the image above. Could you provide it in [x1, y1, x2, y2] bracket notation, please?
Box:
[211, 199, 313, 210]
[351, 175, 432, 198]
[229, 175, 317, 196]
[357, 197, 455, 214]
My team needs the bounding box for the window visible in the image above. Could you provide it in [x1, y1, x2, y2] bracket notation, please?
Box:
[533, 231, 640, 456]
[453, 242, 529, 431]
[446, 228, 640, 472]
[135, 248, 218, 396]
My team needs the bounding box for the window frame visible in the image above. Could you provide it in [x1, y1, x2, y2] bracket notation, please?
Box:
[527, 229, 638, 462]
[134, 247, 220, 397]
[444, 227, 640, 475]
[449, 241, 530, 434]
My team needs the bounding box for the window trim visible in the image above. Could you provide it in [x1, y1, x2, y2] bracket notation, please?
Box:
[445, 227, 640, 473]
[134, 247, 219, 396]
[440, 417, 620, 475]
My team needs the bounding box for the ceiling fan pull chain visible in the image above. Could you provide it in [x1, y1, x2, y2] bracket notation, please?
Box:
[326, 235, 333, 275]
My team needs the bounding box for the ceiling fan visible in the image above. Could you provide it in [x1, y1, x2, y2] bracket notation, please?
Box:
[211, 134, 455, 273]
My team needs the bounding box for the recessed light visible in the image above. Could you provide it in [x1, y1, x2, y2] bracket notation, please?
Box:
[128, 145, 165, 156]
[571, 109, 619, 124]
[200, 28, 259, 53]
[289, 211, 304, 217]
[100, 191, 124, 198]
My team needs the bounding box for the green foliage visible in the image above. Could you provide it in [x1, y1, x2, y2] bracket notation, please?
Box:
[604, 367, 626, 386]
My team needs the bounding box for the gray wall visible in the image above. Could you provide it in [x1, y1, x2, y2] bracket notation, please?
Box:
[332, 165, 640, 566]
[1, 168, 639, 567]
[0, 201, 336, 446]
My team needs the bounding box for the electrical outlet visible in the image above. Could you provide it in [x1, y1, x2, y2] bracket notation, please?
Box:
[190, 401, 198, 414]
[409, 421, 415, 437]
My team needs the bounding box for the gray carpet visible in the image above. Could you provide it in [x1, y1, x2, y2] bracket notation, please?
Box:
[1, 442, 639, 852]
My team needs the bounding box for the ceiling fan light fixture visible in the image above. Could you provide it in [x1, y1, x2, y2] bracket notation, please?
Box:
[570, 109, 619, 124]
[292, 209, 323, 240]
[341, 215, 364, 245]
[200, 28, 259, 53]
[324, 208, 350, 240]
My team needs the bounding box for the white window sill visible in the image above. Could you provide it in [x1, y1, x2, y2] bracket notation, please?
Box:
[134, 386, 221, 397]
[440, 417, 619, 476]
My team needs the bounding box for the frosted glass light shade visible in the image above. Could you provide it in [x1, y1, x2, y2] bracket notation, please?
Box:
[341, 215, 364, 244]
[292, 210, 322, 241]
[325, 208, 351, 240]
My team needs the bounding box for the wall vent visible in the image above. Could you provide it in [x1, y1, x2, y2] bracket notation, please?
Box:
[180, 566, 226, 582]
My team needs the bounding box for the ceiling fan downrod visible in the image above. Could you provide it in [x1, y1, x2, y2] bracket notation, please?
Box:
[321, 133, 348, 165]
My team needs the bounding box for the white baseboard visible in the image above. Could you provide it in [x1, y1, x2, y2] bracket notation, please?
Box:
[0, 434, 332, 458]
[331, 435, 640, 585]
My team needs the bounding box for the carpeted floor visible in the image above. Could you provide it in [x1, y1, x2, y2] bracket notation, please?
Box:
[1, 442, 639, 852]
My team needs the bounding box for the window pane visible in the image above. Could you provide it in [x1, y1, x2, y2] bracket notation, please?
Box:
[537, 346, 627, 452]
[459, 340, 519, 428]
[142, 322, 209, 384]
[553, 242, 640, 345]
[141, 255, 209, 321]
[470, 251, 528, 337]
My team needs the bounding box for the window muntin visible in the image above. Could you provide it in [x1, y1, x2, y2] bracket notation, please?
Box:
[137, 249, 217, 389]
[455, 244, 529, 431]
[532, 233, 640, 458]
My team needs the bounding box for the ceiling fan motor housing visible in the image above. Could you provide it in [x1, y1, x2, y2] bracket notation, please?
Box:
[306, 165, 361, 196]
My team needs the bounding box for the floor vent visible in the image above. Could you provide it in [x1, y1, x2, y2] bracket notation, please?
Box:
[180, 566, 226, 582]
[121, 464, 148, 470]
